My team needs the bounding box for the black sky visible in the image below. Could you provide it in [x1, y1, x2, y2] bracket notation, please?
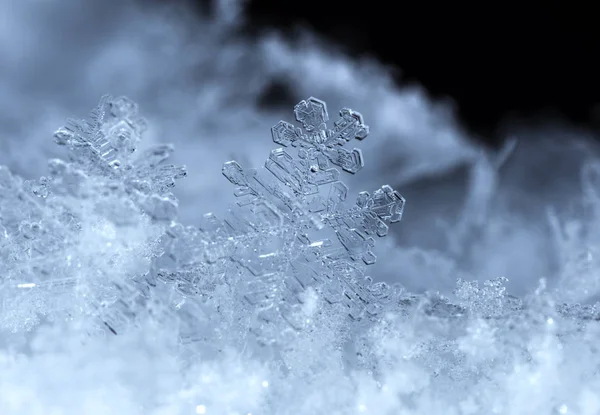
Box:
[186, 0, 600, 147]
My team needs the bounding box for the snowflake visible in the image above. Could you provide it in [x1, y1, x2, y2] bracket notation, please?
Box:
[155, 97, 405, 347]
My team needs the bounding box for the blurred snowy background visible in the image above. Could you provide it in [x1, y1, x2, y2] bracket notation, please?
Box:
[2, 0, 598, 296]
[1, 1, 600, 413]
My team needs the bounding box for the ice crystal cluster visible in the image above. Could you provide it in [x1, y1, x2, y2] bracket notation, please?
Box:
[1, 96, 600, 415]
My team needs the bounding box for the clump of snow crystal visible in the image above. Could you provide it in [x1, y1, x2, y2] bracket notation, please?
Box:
[0, 95, 599, 415]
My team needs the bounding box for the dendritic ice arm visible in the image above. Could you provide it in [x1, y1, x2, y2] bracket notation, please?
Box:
[50, 95, 187, 221]
[0, 96, 186, 333]
[271, 97, 369, 174]
[53, 95, 147, 171]
[156, 97, 406, 348]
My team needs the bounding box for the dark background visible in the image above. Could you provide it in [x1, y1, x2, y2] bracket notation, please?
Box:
[189, 0, 599, 147]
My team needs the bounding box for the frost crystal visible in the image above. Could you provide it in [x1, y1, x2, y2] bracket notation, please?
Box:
[156, 96, 405, 347]
[53, 95, 186, 221]
[0, 95, 405, 350]
[2, 95, 600, 414]
[0, 96, 186, 333]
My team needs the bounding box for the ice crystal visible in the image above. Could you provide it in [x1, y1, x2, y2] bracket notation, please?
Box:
[0, 96, 186, 333]
[0, 96, 405, 350]
[154, 96, 405, 348]
[3, 95, 600, 415]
